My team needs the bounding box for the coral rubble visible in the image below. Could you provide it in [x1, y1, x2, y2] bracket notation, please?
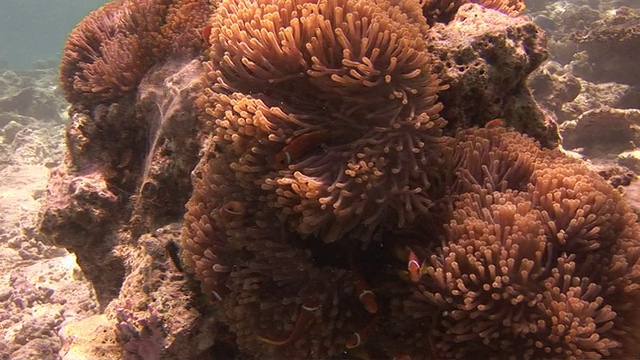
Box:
[38, 0, 640, 358]
[570, 6, 640, 85]
[0, 62, 98, 360]
[527, 1, 640, 215]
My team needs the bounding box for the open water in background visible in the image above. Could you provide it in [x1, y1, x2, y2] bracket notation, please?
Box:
[0, 0, 107, 70]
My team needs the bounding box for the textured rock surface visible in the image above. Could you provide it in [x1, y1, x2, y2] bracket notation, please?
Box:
[429, 4, 556, 146]
[0, 68, 66, 166]
[570, 6, 640, 85]
[560, 107, 640, 156]
[527, 61, 581, 123]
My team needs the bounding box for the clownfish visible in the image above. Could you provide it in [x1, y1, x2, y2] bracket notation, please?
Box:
[201, 25, 212, 46]
[408, 250, 422, 283]
[484, 118, 505, 129]
[346, 317, 379, 349]
[258, 295, 322, 346]
[275, 131, 333, 167]
[219, 200, 246, 222]
[353, 275, 378, 314]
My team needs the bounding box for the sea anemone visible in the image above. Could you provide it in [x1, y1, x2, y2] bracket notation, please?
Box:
[207, 0, 440, 124]
[159, 0, 212, 55]
[201, 0, 448, 243]
[182, 131, 382, 358]
[183, 0, 450, 356]
[404, 128, 640, 359]
[59, 0, 170, 104]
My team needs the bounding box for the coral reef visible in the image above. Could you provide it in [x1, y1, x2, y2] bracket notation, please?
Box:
[570, 6, 640, 85]
[41, 0, 211, 306]
[421, 0, 525, 25]
[527, 61, 581, 123]
[560, 107, 640, 157]
[38, 0, 640, 359]
[427, 4, 554, 146]
[527, 1, 640, 217]
[0, 66, 67, 166]
[529, 2, 640, 87]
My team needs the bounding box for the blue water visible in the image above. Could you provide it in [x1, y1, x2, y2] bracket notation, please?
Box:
[0, 0, 107, 69]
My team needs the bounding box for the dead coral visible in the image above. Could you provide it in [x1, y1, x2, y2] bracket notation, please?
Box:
[425, 3, 554, 146]
[570, 7, 640, 85]
[421, 0, 525, 25]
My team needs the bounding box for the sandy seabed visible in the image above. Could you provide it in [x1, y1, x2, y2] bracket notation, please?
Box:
[0, 66, 99, 360]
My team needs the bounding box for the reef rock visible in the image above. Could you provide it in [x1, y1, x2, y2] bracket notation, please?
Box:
[570, 6, 640, 85]
[428, 3, 556, 146]
[528, 61, 581, 123]
[560, 107, 640, 158]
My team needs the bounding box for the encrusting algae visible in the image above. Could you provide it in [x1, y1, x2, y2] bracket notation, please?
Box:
[41, 0, 640, 358]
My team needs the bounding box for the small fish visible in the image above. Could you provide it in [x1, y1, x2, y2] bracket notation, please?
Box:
[211, 289, 223, 302]
[408, 250, 421, 283]
[275, 130, 335, 167]
[258, 295, 321, 346]
[219, 200, 246, 222]
[346, 317, 379, 349]
[353, 275, 378, 314]
[165, 240, 183, 272]
[484, 118, 505, 129]
[208, 276, 230, 303]
[201, 25, 212, 45]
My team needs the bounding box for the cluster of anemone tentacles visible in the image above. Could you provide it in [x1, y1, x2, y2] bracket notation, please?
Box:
[177, 0, 640, 359]
[401, 128, 640, 359]
[59, 0, 211, 106]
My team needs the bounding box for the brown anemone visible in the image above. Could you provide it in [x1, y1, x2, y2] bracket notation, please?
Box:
[201, 0, 447, 243]
[159, 0, 212, 55]
[59, 0, 170, 104]
[207, 0, 441, 124]
[182, 116, 383, 358]
[404, 128, 640, 359]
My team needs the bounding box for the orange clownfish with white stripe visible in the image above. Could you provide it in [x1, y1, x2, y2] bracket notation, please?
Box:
[407, 250, 422, 283]
[353, 275, 378, 314]
[200, 25, 212, 46]
[346, 316, 379, 349]
[275, 130, 335, 167]
[484, 118, 505, 129]
[258, 295, 322, 346]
